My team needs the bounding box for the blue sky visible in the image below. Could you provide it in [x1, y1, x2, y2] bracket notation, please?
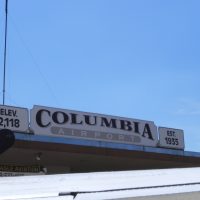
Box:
[0, 0, 200, 151]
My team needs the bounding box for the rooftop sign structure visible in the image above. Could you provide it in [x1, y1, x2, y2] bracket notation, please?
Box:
[30, 105, 158, 147]
[0, 105, 185, 150]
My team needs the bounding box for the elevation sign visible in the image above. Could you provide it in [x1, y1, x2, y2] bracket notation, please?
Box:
[0, 105, 29, 132]
[30, 105, 158, 147]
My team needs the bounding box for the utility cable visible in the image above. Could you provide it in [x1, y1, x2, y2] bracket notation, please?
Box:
[7, 13, 60, 106]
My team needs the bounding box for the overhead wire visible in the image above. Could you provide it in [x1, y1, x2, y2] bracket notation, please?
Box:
[6, 12, 60, 107]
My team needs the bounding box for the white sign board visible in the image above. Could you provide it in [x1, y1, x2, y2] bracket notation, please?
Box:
[0, 105, 29, 132]
[30, 105, 158, 147]
[158, 127, 184, 150]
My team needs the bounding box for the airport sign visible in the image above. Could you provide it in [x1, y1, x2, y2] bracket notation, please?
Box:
[30, 105, 158, 147]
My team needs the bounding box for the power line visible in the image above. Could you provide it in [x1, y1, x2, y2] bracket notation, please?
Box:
[3, 0, 8, 105]
[8, 14, 60, 106]
[2, 1, 60, 107]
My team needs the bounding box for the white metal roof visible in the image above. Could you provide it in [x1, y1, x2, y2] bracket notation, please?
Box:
[1, 167, 200, 200]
